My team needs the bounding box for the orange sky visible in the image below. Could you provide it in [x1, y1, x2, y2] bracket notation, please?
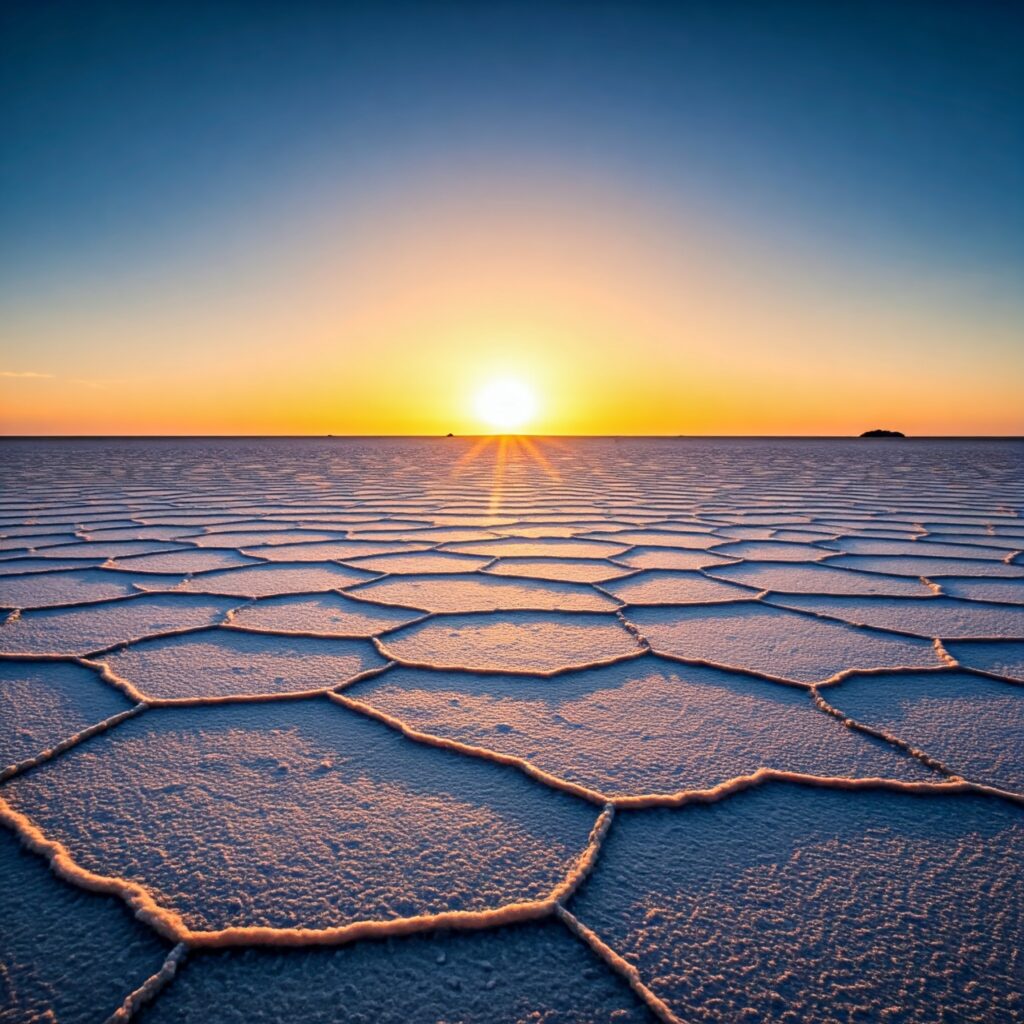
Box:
[3, 170, 1022, 436]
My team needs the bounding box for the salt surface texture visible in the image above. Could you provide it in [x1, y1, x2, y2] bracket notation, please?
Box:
[569, 784, 1024, 1023]
[0, 437, 1021, 1022]
[0, 828, 170, 1024]
[824, 670, 1024, 791]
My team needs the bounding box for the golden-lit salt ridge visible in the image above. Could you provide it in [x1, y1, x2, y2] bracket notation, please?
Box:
[106, 943, 189, 1023]
[0, 438, 1023, 1021]
[555, 906, 682, 1024]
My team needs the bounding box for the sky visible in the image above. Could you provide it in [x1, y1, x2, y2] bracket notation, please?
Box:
[1, 0, 1022, 435]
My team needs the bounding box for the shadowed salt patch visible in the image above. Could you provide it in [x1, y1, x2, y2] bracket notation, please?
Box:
[0, 532, 79, 551]
[490, 524, 588, 538]
[187, 529, 349, 548]
[603, 570, 755, 606]
[580, 531, 720, 551]
[109, 549, 260, 574]
[0, 662, 132, 766]
[940, 578, 1024, 605]
[230, 593, 419, 636]
[30, 541, 188, 560]
[0, 827, 170, 1024]
[922, 533, 1024, 552]
[136, 514, 253, 527]
[769, 529, 841, 543]
[484, 557, 633, 583]
[714, 513, 811, 526]
[3, 523, 97, 537]
[945, 641, 1024, 683]
[829, 554, 1024, 578]
[0, 594, 236, 656]
[569, 785, 1024, 1024]
[159, 561, 374, 597]
[3, 701, 596, 931]
[710, 540, 834, 562]
[353, 660, 935, 795]
[102, 629, 384, 699]
[445, 538, 629, 560]
[242, 540, 430, 561]
[381, 611, 641, 674]
[343, 551, 491, 574]
[0, 567, 176, 609]
[138, 920, 653, 1024]
[827, 538, 1011, 560]
[711, 527, 781, 541]
[766, 594, 1024, 640]
[708, 561, 931, 597]
[190, 520, 302, 533]
[349, 574, 618, 613]
[82, 525, 201, 542]
[347, 528, 499, 544]
[426, 515, 518, 527]
[826, 671, 1024, 791]
[626, 604, 940, 682]
[0, 557, 106, 576]
[614, 548, 736, 571]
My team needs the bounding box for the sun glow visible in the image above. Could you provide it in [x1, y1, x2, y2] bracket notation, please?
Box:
[472, 377, 538, 432]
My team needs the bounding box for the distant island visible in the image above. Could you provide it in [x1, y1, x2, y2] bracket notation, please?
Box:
[859, 429, 905, 437]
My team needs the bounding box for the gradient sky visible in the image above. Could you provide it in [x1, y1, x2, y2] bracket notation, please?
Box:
[2, 0, 1022, 435]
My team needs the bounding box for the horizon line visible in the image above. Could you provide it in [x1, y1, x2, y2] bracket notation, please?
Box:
[3, 433, 1023, 441]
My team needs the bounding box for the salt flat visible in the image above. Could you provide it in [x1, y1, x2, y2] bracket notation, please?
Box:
[1, 436, 1022, 1023]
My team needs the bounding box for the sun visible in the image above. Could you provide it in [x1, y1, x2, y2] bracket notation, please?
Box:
[473, 377, 538, 432]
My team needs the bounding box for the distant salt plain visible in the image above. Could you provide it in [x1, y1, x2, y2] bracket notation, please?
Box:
[0, 436, 1022, 1023]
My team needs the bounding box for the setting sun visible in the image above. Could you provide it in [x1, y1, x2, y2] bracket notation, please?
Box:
[472, 377, 538, 432]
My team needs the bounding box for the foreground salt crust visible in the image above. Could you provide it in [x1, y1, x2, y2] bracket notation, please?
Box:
[3, 700, 598, 931]
[570, 784, 1024, 1023]
[0, 436, 1022, 1023]
[139, 920, 652, 1024]
[0, 828, 169, 1024]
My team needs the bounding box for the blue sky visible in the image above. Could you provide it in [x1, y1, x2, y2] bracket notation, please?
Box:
[2, 1, 1022, 433]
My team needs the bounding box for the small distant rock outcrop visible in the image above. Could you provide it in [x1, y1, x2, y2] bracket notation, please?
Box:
[445, 432, 455, 437]
[859, 429, 905, 437]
